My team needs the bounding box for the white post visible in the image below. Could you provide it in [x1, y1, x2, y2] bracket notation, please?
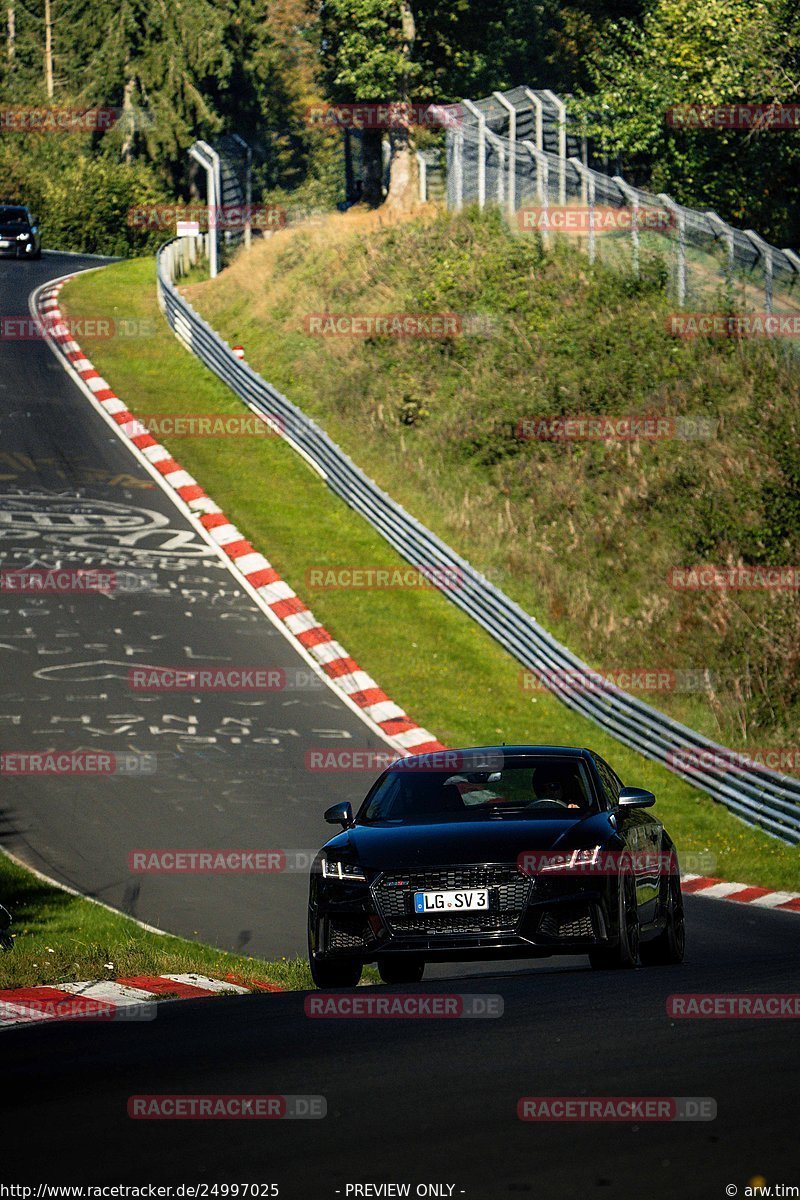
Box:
[416, 151, 428, 202]
[523, 88, 544, 153]
[485, 126, 506, 210]
[523, 140, 549, 247]
[744, 230, 773, 314]
[189, 141, 220, 278]
[542, 89, 567, 205]
[453, 127, 464, 210]
[658, 194, 686, 307]
[493, 91, 517, 217]
[705, 211, 735, 296]
[462, 98, 486, 208]
[615, 177, 641, 278]
[571, 159, 596, 263]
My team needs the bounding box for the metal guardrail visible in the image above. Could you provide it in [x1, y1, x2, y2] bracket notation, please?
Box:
[157, 238, 800, 844]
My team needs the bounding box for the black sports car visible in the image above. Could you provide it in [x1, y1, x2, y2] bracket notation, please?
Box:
[0, 205, 42, 259]
[308, 745, 685, 986]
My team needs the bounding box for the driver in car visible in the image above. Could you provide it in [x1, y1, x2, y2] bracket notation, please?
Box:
[532, 765, 583, 810]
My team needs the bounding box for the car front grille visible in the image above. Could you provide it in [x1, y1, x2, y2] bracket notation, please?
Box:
[373, 865, 532, 935]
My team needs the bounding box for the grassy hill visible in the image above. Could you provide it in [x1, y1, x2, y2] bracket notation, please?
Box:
[186, 207, 800, 754]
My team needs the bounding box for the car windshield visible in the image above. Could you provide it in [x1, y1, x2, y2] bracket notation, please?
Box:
[358, 756, 598, 824]
[0, 207, 28, 225]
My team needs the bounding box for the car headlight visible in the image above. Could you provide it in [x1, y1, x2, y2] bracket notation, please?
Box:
[321, 856, 367, 882]
[539, 847, 602, 873]
[16, 232, 29, 241]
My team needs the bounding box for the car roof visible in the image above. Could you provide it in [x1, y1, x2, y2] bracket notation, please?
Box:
[387, 745, 597, 769]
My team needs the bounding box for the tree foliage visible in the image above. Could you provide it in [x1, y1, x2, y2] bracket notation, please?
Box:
[570, 0, 800, 243]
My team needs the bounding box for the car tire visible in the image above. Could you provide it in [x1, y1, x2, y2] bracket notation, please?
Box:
[309, 954, 362, 989]
[308, 923, 362, 988]
[589, 861, 640, 970]
[640, 874, 685, 965]
[377, 957, 425, 985]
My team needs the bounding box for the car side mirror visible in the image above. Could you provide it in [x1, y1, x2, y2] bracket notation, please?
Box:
[324, 801, 354, 828]
[616, 786, 655, 810]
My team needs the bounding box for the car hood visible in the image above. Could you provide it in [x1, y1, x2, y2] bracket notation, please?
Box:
[324, 813, 617, 870]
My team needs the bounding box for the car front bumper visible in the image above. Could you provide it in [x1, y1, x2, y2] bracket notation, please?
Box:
[310, 867, 618, 962]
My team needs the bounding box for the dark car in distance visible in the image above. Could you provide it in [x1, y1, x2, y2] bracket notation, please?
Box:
[308, 745, 685, 987]
[0, 205, 42, 259]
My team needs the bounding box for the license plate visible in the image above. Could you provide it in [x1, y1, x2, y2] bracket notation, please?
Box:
[413, 888, 489, 914]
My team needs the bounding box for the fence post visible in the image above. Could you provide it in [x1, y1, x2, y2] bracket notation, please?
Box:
[705, 211, 735, 299]
[493, 91, 517, 217]
[571, 159, 596, 263]
[614, 177, 640, 279]
[658, 194, 686, 307]
[416, 151, 428, 203]
[522, 140, 549, 247]
[450, 126, 464, 211]
[744, 230, 773, 314]
[462, 98, 486, 208]
[523, 88, 544, 153]
[542, 89, 567, 205]
[485, 126, 506, 210]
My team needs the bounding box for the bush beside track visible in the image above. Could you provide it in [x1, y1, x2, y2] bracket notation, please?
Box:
[59, 258, 800, 894]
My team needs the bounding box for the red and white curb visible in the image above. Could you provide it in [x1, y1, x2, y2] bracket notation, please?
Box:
[681, 875, 800, 912]
[0, 973, 282, 1029]
[35, 279, 445, 759]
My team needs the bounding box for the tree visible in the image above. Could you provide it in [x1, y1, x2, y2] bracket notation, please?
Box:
[79, 0, 231, 187]
[570, 0, 800, 244]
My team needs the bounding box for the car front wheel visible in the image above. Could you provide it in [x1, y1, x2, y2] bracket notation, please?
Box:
[589, 862, 640, 970]
[308, 924, 362, 988]
[640, 874, 685, 965]
[309, 954, 362, 989]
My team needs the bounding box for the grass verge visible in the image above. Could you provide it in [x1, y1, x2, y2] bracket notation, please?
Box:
[0, 850, 312, 992]
[59, 254, 800, 894]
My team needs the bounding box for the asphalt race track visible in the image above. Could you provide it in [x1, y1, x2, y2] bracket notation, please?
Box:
[0, 252, 390, 958]
[2, 256, 799, 1198]
[3, 899, 800, 1195]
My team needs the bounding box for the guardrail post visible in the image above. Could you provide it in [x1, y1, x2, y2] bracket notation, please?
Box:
[658, 194, 686, 307]
[461, 98, 486, 208]
[493, 91, 517, 216]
